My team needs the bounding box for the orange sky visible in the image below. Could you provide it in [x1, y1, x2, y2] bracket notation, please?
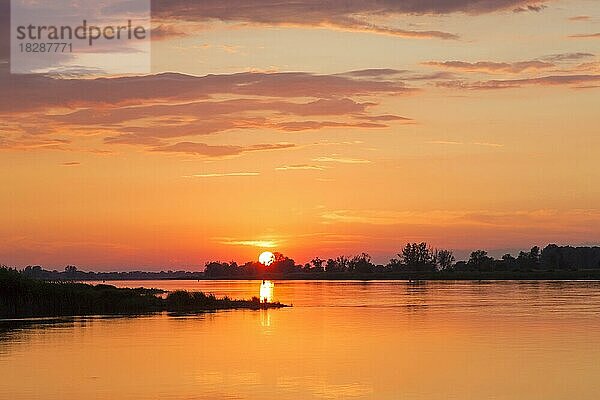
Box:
[1, 0, 599, 269]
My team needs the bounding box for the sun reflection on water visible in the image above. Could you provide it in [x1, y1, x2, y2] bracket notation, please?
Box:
[260, 310, 272, 327]
[259, 280, 274, 303]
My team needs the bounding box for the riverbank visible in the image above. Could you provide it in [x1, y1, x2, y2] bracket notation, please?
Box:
[74, 270, 600, 281]
[0, 268, 288, 319]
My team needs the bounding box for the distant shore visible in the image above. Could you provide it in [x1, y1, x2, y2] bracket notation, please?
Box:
[15, 243, 600, 282]
[81, 270, 600, 281]
[18, 270, 600, 282]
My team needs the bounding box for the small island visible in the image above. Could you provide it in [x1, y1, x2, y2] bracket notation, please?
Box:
[0, 268, 287, 319]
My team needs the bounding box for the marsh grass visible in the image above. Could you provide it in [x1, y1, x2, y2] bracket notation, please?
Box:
[0, 268, 286, 318]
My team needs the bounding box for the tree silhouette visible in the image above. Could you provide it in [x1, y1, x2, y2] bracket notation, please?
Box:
[399, 242, 437, 272]
[437, 250, 455, 271]
[468, 250, 493, 271]
[311, 257, 324, 272]
[349, 253, 374, 273]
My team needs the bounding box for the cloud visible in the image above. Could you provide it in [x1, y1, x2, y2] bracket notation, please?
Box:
[473, 142, 504, 147]
[152, 0, 552, 21]
[1, 71, 413, 114]
[343, 69, 407, 78]
[275, 164, 325, 171]
[53, 98, 372, 125]
[218, 239, 278, 248]
[52, 97, 385, 145]
[540, 52, 595, 62]
[355, 114, 414, 122]
[185, 172, 260, 178]
[426, 140, 464, 145]
[513, 4, 547, 12]
[151, 24, 189, 40]
[568, 16, 591, 22]
[321, 210, 467, 225]
[321, 21, 458, 40]
[312, 156, 371, 164]
[437, 74, 600, 89]
[0, 136, 70, 151]
[424, 60, 554, 74]
[569, 62, 600, 73]
[274, 120, 387, 132]
[152, 142, 295, 158]
[321, 209, 600, 229]
[568, 33, 600, 39]
[2, 69, 415, 155]
[150, 0, 479, 40]
[426, 141, 504, 147]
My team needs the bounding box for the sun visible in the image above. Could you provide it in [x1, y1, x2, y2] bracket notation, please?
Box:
[259, 251, 276, 266]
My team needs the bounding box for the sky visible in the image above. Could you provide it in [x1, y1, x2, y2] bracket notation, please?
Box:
[1, 0, 599, 269]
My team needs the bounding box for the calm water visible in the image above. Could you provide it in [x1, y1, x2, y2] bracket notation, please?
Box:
[2, 280, 600, 399]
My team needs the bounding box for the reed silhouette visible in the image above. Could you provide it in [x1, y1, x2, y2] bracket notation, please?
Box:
[0, 268, 286, 318]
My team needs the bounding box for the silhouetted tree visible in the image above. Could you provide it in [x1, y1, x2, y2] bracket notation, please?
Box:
[325, 256, 349, 273]
[514, 246, 541, 271]
[349, 253, 374, 273]
[541, 244, 564, 269]
[540, 244, 600, 270]
[468, 250, 493, 271]
[400, 242, 437, 272]
[529, 246, 541, 264]
[500, 253, 517, 271]
[271, 253, 297, 273]
[311, 257, 324, 272]
[64, 265, 78, 279]
[204, 261, 227, 277]
[437, 250, 455, 271]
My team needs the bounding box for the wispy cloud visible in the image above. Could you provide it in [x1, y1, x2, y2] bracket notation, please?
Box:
[0, 136, 70, 151]
[275, 164, 326, 171]
[568, 15, 591, 22]
[150, 0, 476, 40]
[426, 141, 504, 147]
[274, 120, 387, 132]
[540, 52, 595, 62]
[151, 0, 557, 42]
[1, 71, 413, 115]
[426, 140, 464, 145]
[152, 142, 295, 158]
[312, 156, 371, 164]
[437, 74, 600, 89]
[321, 210, 473, 226]
[513, 4, 547, 13]
[1, 69, 415, 155]
[184, 172, 260, 178]
[568, 33, 600, 39]
[321, 209, 600, 228]
[473, 142, 504, 147]
[424, 60, 554, 74]
[218, 239, 278, 248]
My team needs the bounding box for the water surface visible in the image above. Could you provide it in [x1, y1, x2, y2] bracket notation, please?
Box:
[2, 280, 600, 399]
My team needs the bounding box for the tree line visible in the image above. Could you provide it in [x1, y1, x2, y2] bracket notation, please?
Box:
[10, 243, 600, 280]
[204, 243, 600, 277]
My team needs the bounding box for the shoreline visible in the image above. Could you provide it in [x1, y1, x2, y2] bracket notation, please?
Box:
[0, 268, 288, 319]
[71, 270, 600, 281]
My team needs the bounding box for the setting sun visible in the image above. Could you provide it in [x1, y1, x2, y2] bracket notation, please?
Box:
[259, 251, 275, 266]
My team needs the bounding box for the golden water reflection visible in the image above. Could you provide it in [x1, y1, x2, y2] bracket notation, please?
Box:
[259, 280, 274, 302]
[4, 281, 600, 399]
[260, 310, 272, 327]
